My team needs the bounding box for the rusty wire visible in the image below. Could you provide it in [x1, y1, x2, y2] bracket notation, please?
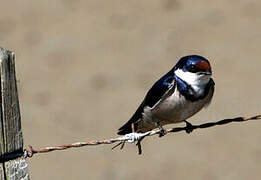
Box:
[24, 114, 261, 158]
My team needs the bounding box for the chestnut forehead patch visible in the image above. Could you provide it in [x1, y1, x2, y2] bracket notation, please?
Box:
[195, 61, 210, 71]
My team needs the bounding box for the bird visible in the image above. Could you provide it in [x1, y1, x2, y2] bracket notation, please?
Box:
[117, 55, 215, 136]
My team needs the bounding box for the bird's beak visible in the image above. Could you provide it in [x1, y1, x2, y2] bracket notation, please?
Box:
[200, 71, 212, 75]
[204, 71, 212, 75]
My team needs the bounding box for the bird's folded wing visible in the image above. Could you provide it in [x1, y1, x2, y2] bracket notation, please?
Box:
[117, 71, 175, 135]
[151, 79, 176, 110]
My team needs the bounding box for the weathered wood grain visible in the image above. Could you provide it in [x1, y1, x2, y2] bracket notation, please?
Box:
[0, 47, 30, 179]
[0, 48, 23, 156]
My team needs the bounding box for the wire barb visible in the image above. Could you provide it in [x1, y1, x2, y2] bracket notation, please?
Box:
[24, 114, 261, 158]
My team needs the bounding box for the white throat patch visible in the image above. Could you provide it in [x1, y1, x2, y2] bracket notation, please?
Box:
[174, 69, 211, 95]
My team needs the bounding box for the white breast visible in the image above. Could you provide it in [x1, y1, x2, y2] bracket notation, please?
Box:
[137, 78, 214, 132]
[149, 85, 213, 125]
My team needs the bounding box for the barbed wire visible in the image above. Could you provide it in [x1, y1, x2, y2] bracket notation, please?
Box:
[24, 114, 261, 158]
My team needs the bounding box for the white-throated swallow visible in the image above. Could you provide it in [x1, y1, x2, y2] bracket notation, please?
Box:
[117, 55, 215, 136]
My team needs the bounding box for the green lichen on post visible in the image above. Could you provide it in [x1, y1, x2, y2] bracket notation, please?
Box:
[4, 158, 29, 180]
[0, 163, 5, 179]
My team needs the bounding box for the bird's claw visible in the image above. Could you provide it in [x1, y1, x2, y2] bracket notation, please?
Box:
[185, 120, 194, 134]
[158, 126, 167, 137]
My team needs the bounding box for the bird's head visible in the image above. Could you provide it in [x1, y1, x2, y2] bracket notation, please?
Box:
[174, 55, 212, 86]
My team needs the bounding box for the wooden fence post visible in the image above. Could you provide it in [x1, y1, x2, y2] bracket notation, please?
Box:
[0, 47, 30, 179]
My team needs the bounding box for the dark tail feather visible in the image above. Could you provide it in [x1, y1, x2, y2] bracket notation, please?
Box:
[117, 122, 138, 135]
[117, 102, 144, 135]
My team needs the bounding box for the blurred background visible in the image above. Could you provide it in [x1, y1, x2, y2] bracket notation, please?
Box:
[1, 0, 261, 179]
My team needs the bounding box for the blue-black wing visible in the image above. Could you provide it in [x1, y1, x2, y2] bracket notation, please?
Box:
[117, 70, 175, 135]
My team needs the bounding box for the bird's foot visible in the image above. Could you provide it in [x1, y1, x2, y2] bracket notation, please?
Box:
[158, 124, 167, 137]
[184, 120, 194, 134]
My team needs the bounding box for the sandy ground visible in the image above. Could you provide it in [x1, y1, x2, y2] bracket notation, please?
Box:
[1, 0, 261, 179]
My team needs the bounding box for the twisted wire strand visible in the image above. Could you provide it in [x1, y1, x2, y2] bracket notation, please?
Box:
[24, 114, 261, 158]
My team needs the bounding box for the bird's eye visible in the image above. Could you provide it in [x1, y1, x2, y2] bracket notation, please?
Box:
[187, 65, 198, 72]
